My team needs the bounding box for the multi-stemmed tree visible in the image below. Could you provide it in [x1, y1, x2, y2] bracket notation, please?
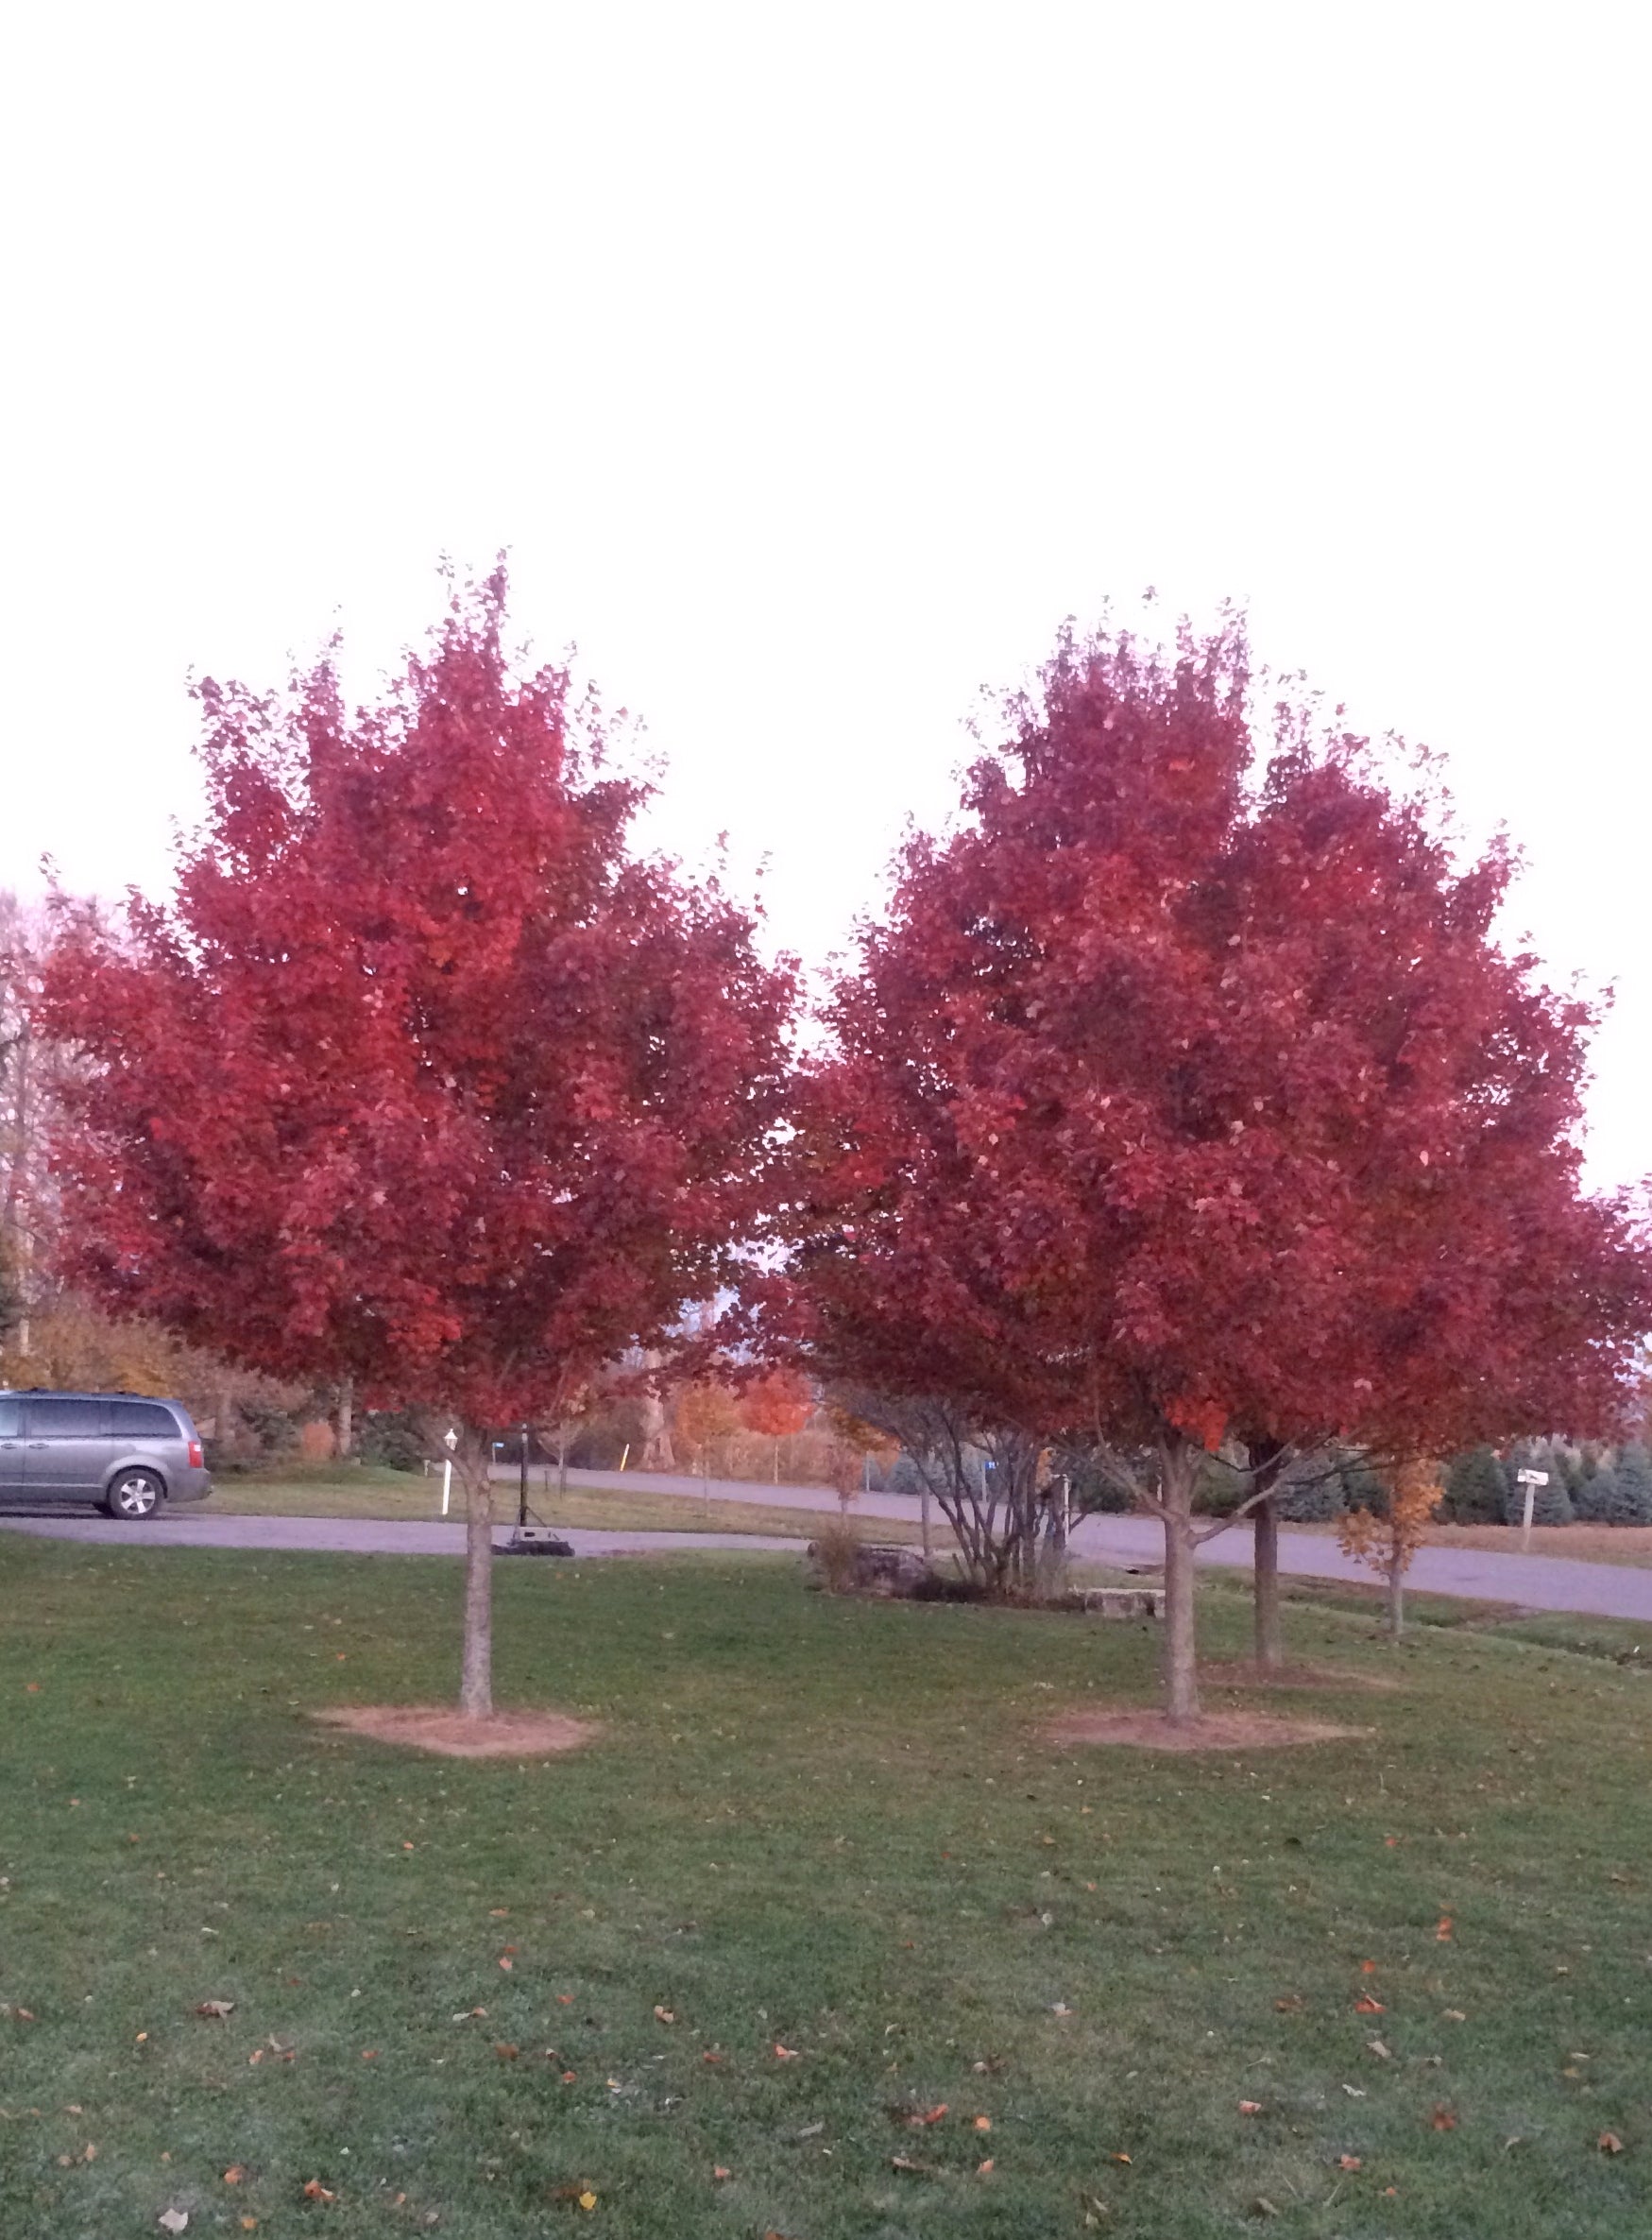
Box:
[41, 573, 793, 1718]
[793, 615, 1652, 1720]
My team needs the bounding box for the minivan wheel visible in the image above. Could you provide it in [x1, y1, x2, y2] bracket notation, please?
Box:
[105, 1470, 163, 1520]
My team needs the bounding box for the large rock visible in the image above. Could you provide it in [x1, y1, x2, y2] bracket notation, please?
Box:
[808, 1538, 932, 1597]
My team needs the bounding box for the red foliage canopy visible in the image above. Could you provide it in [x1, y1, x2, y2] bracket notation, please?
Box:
[796, 614, 1652, 1467]
[738, 1366, 813, 1443]
[40, 573, 794, 1435]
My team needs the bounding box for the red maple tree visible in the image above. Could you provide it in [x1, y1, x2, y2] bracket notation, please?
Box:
[738, 1366, 813, 1481]
[40, 572, 793, 1718]
[793, 614, 1652, 1721]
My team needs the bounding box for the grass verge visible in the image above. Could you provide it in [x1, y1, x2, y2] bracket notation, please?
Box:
[209, 1469, 929, 1547]
[2, 1539, 1650, 2236]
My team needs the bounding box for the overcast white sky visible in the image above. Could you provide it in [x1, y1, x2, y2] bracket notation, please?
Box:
[2, 3, 1647, 1182]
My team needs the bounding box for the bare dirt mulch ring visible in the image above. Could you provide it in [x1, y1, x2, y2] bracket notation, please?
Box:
[315, 1705, 600, 1758]
[1201, 1659, 1402, 1692]
[1047, 1705, 1371, 1753]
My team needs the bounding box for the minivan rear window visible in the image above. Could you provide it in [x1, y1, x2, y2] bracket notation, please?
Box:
[109, 1400, 179, 1437]
[26, 1397, 107, 1437]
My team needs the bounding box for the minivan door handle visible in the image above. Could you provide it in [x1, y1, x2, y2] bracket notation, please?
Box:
[26, 1440, 47, 1448]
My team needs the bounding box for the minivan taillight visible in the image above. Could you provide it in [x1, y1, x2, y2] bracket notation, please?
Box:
[188, 1439, 204, 1469]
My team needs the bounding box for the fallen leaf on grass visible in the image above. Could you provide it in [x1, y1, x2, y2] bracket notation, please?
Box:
[701, 2051, 724, 2065]
[195, 2001, 234, 2020]
[1341, 2084, 1366, 2097]
[711, 2165, 731, 2180]
[1238, 2100, 1264, 2116]
[361, 2049, 378, 2060]
[1107, 2149, 1132, 2164]
[1436, 1918, 1454, 1941]
[1354, 1995, 1385, 2015]
[1431, 2104, 1458, 2131]
[223, 2164, 247, 2183]
[1336, 2154, 1362, 2171]
[495, 2043, 519, 2060]
[978, 2157, 995, 2174]
[891, 2154, 937, 2175]
[1249, 2200, 1278, 2219]
[1360, 1959, 1378, 1974]
[556, 1994, 573, 2006]
[773, 2043, 800, 2060]
[1367, 2039, 1392, 2060]
[158, 2214, 189, 2235]
[1598, 2132, 1626, 2155]
[654, 2007, 676, 2025]
[973, 2114, 992, 2131]
[301, 2179, 336, 2200]
[1273, 1994, 1303, 2013]
[1443, 2009, 1466, 2022]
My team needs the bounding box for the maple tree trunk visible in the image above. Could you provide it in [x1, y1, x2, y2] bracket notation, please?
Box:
[336, 1378, 353, 1459]
[458, 1438, 493, 1718]
[1253, 1496, 1283, 1669]
[1159, 1442, 1201, 1725]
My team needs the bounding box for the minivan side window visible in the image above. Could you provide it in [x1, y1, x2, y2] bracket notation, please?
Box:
[108, 1400, 179, 1438]
[0, 1400, 19, 1437]
[25, 1398, 107, 1438]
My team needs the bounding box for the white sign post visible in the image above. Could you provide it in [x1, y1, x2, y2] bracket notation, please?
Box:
[441, 1426, 458, 1517]
[1515, 1466, 1549, 1550]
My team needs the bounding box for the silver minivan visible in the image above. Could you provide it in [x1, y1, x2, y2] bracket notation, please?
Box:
[0, 1391, 213, 1518]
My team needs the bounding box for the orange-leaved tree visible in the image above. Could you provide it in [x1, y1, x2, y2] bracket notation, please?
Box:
[673, 1378, 743, 1479]
[739, 1367, 813, 1481]
[1336, 1459, 1441, 1642]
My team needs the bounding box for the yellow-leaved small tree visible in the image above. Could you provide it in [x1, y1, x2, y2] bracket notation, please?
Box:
[1336, 1459, 1442, 1642]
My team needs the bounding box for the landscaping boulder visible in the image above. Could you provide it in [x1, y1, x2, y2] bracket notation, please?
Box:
[808, 1539, 932, 1597]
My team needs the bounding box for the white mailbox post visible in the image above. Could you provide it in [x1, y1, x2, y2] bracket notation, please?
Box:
[1515, 1466, 1549, 1550]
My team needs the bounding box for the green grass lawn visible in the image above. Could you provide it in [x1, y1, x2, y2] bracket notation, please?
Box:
[3, 1541, 1650, 2238]
[209, 1466, 930, 1547]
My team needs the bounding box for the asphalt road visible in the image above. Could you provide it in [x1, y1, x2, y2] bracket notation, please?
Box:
[5, 1482, 1652, 1622]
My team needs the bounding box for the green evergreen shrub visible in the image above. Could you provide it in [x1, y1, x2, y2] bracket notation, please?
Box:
[1274, 1458, 1344, 1522]
[1575, 1447, 1652, 1524]
[1441, 1446, 1507, 1524]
